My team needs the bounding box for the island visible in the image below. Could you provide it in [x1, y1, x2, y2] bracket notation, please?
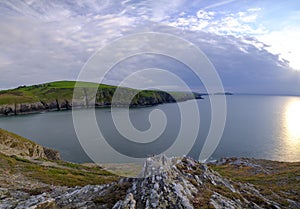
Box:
[213, 92, 234, 95]
[0, 81, 203, 116]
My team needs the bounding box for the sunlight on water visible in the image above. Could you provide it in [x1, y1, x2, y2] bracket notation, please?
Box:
[274, 98, 300, 162]
[285, 100, 300, 141]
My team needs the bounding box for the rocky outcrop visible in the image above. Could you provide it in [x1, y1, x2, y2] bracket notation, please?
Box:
[0, 128, 60, 160]
[42, 147, 61, 161]
[1, 155, 296, 209]
[0, 100, 72, 116]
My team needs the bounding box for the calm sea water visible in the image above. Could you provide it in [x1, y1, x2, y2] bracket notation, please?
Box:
[0, 95, 299, 163]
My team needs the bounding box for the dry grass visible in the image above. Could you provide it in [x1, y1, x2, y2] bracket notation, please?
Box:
[209, 159, 300, 206]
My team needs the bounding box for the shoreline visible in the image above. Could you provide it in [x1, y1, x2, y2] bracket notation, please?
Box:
[0, 97, 203, 117]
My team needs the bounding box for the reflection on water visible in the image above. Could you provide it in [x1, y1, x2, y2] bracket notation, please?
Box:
[285, 100, 300, 141]
[277, 99, 300, 162]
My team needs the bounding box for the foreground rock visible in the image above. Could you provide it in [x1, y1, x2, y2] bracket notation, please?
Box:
[1, 155, 299, 209]
[0, 129, 298, 208]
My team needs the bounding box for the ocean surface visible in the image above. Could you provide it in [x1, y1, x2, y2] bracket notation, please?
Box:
[0, 95, 299, 163]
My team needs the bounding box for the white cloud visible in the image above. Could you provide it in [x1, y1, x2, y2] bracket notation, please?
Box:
[258, 26, 300, 70]
[196, 10, 215, 20]
[162, 4, 300, 72]
[165, 7, 266, 36]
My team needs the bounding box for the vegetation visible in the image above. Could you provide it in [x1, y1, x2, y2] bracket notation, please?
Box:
[0, 81, 110, 105]
[0, 81, 201, 115]
[0, 80, 199, 105]
[93, 182, 132, 208]
[209, 159, 300, 206]
[0, 152, 118, 188]
[0, 128, 35, 146]
[0, 127, 118, 191]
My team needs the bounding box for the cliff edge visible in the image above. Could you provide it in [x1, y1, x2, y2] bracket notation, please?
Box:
[0, 128, 60, 161]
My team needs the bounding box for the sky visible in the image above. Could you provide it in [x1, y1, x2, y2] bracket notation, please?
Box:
[0, 0, 300, 94]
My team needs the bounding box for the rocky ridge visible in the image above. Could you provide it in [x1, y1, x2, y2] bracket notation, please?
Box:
[0, 129, 299, 208]
[1, 155, 297, 209]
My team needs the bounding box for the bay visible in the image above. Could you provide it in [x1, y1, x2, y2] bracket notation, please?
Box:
[0, 95, 299, 163]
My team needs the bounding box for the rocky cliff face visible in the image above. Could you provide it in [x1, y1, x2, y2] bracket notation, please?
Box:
[0, 85, 202, 116]
[0, 100, 71, 116]
[1, 155, 297, 209]
[0, 128, 60, 161]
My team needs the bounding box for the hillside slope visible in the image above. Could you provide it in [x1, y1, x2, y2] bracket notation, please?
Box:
[0, 128, 118, 192]
[0, 81, 202, 116]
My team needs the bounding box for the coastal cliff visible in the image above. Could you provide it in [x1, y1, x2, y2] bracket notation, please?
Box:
[0, 128, 60, 161]
[0, 129, 299, 208]
[0, 81, 202, 116]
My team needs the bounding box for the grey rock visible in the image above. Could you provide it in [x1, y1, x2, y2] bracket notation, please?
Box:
[0, 156, 292, 209]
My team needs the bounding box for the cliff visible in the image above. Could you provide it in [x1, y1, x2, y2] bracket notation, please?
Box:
[0, 81, 202, 116]
[0, 128, 60, 160]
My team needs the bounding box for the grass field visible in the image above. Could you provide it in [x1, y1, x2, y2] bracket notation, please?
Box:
[0, 80, 199, 106]
[0, 81, 116, 105]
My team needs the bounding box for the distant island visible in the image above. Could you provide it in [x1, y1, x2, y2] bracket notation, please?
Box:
[0, 81, 203, 116]
[213, 92, 234, 95]
[200, 92, 234, 96]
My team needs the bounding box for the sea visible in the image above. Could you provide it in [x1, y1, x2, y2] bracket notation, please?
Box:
[0, 95, 299, 163]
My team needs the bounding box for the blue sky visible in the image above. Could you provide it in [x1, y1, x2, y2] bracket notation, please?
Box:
[0, 0, 299, 94]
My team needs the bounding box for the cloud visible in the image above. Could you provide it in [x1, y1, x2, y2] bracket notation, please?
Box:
[0, 1, 138, 88]
[94, 23, 297, 94]
[163, 4, 300, 73]
[165, 6, 266, 36]
[202, 0, 237, 10]
[0, 0, 299, 95]
[196, 10, 215, 20]
[154, 25, 296, 94]
[258, 26, 300, 71]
